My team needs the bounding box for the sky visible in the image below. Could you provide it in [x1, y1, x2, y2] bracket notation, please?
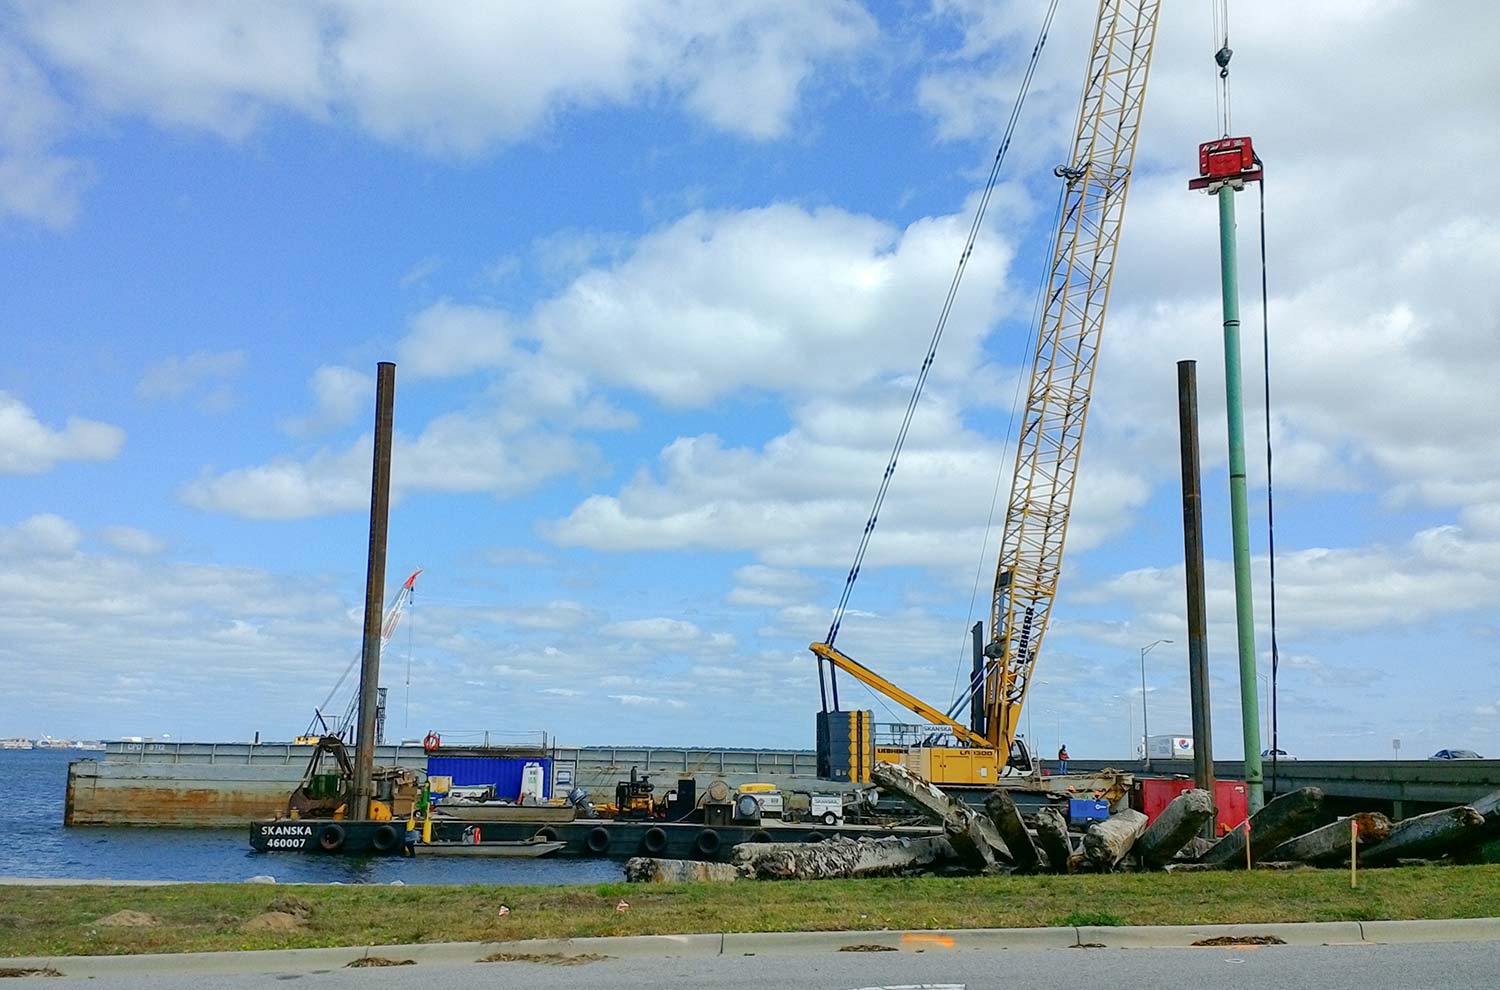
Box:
[1, 0, 1497, 760]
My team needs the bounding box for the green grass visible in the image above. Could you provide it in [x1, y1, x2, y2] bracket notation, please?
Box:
[1055, 910, 1126, 927]
[2, 864, 1499, 958]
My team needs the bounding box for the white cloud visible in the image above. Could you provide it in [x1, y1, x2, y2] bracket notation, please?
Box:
[0, 391, 124, 474]
[281, 365, 375, 437]
[727, 565, 817, 608]
[601, 617, 704, 643]
[1083, 518, 1500, 640]
[397, 300, 516, 378]
[0, 516, 362, 739]
[395, 201, 1017, 405]
[610, 693, 686, 709]
[18, 0, 331, 139]
[99, 525, 167, 556]
[0, 42, 89, 227]
[181, 409, 596, 520]
[136, 350, 247, 404]
[398, 255, 443, 289]
[16, 0, 875, 161]
[533, 204, 1014, 406]
[0, 514, 83, 558]
[551, 387, 1149, 570]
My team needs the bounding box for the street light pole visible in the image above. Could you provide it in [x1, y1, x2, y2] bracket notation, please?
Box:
[1139, 639, 1174, 770]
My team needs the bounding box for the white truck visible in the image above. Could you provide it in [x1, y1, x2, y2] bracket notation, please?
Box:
[1144, 734, 1194, 761]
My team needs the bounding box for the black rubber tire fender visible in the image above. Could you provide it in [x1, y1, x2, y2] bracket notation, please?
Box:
[694, 828, 721, 857]
[749, 829, 772, 844]
[536, 826, 561, 842]
[371, 823, 401, 853]
[586, 826, 612, 854]
[642, 827, 669, 855]
[803, 830, 826, 844]
[318, 823, 346, 852]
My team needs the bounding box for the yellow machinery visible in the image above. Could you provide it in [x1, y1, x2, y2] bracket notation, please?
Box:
[813, 0, 1161, 787]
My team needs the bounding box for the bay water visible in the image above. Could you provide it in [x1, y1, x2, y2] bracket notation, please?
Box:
[0, 749, 621, 885]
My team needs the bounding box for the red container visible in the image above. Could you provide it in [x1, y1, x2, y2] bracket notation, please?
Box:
[1137, 777, 1248, 837]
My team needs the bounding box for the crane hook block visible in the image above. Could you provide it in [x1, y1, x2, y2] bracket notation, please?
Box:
[1189, 136, 1262, 191]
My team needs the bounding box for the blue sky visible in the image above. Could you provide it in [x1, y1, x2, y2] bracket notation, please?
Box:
[2, 1, 1497, 760]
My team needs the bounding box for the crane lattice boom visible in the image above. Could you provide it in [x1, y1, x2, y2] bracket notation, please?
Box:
[984, 0, 1160, 756]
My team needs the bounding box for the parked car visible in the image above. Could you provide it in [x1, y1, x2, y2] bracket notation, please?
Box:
[1261, 748, 1296, 761]
[1429, 749, 1484, 760]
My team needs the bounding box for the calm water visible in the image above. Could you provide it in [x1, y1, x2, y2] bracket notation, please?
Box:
[0, 750, 622, 885]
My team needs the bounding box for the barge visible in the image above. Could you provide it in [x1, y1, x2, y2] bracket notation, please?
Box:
[249, 816, 937, 862]
[68, 741, 822, 826]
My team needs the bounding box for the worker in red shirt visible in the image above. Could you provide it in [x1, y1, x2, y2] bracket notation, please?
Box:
[1057, 744, 1070, 775]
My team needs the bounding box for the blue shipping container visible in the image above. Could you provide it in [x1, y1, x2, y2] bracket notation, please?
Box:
[1069, 798, 1110, 822]
[426, 756, 551, 800]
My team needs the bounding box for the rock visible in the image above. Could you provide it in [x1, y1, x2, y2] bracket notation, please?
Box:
[871, 762, 1009, 870]
[1033, 806, 1074, 874]
[241, 911, 304, 933]
[388, 880, 405, 886]
[624, 857, 741, 883]
[984, 790, 1041, 874]
[1082, 810, 1148, 870]
[1135, 789, 1216, 868]
[1199, 787, 1325, 868]
[265, 895, 312, 920]
[1264, 812, 1392, 866]
[730, 835, 955, 880]
[245, 875, 277, 884]
[1362, 806, 1486, 867]
[95, 910, 158, 928]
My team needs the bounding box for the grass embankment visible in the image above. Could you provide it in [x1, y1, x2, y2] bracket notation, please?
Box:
[3, 865, 1499, 958]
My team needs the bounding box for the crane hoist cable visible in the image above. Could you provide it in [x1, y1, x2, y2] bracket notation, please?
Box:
[818, 0, 1061, 711]
[1256, 156, 1283, 794]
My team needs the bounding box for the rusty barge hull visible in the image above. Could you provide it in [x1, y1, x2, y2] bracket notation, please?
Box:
[68, 761, 324, 826]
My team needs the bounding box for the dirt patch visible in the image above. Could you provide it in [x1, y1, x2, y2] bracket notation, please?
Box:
[241, 912, 305, 934]
[266, 895, 313, 920]
[0, 968, 61, 978]
[1071, 942, 1106, 948]
[346, 957, 415, 968]
[838, 944, 898, 952]
[479, 952, 608, 966]
[1191, 935, 1288, 947]
[94, 910, 158, 928]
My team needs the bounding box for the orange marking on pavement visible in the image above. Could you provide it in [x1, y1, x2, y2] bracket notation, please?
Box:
[901, 934, 956, 949]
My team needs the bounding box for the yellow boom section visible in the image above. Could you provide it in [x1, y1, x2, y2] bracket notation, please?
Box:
[811, 642, 990, 750]
[985, 0, 1160, 753]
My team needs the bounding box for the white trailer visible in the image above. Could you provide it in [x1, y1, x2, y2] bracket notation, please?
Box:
[1145, 734, 1193, 761]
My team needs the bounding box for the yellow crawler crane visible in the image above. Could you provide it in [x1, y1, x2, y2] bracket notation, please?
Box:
[813, 0, 1161, 787]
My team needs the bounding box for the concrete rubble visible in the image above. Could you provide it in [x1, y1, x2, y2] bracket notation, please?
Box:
[623, 766, 1496, 883]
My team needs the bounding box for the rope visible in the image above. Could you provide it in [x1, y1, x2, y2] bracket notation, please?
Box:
[403, 586, 415, 731]
[1257, 158, 1281, 792]
[1212, 0, 1233, 136]
[820, 0, 1061, 706]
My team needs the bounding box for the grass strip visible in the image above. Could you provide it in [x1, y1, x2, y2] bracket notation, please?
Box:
[1, 864, 1498, 958]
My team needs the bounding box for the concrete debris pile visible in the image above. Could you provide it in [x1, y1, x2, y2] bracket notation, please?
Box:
[624, 764, 1497, 883]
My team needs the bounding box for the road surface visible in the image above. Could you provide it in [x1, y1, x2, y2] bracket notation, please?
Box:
[9, 940, 1499, 989]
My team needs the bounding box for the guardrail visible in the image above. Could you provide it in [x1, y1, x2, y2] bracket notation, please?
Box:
[101, 740, 820, 777]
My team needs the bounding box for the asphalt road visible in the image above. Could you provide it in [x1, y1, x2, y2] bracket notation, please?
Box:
[10, 941, 1500, 990]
